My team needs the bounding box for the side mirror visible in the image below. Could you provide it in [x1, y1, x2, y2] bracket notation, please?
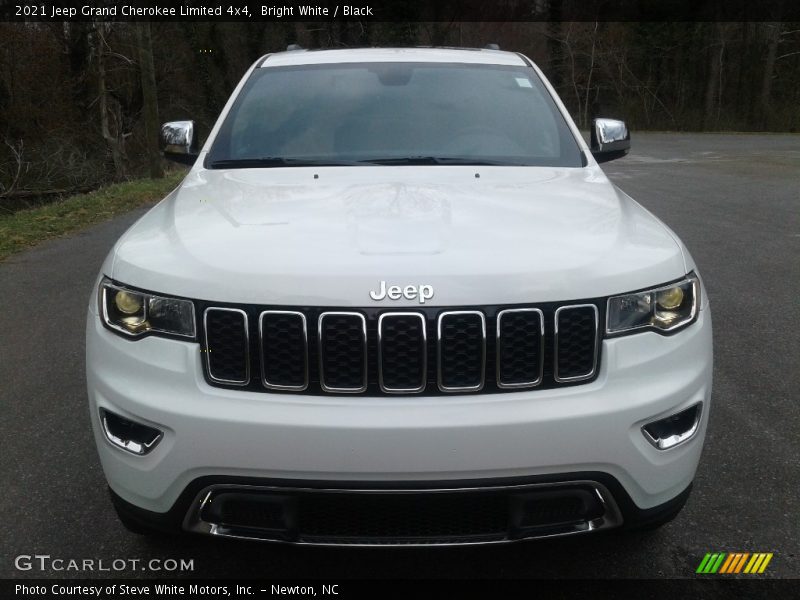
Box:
[590, 118, 630, 164]
[159, 120, 199, 165]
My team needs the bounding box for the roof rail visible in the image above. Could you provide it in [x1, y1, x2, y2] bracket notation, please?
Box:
[286, 43, 303, 51]
[484, 43, 500, 50]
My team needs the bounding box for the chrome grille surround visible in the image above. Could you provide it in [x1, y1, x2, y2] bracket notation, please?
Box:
[377, 312, 427, 394]
[553, 304, 600, 383]
[203, 307, 250, 386]
[259, 310, 309, 391]
[436, 310, 487, 393]
[317, 311, 368, 393]
[495, 308, 545, 389]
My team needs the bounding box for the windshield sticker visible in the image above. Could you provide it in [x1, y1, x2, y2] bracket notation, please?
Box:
[515, 77, 533, 88]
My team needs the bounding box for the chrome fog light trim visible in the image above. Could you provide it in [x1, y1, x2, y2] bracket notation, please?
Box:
[100, 409, 163, 456]
[642, 403, 703, 450]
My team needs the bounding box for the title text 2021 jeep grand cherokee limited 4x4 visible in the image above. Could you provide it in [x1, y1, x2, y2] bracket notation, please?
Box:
[86, 47, 712, 545]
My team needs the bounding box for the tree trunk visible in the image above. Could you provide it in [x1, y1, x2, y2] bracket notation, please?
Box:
[759, 23, 780, 129]
[546, 4, 563, 91]
[735, 23, 748, 121]
[136, 23, 162, 179]
[703, 25, 722, 130]
[582, 22, 599, 129]
[96, 24, 126, 180]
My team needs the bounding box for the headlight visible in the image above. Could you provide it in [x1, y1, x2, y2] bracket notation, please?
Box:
[606, 274, 699, 335]
[100, 278, 196, 339]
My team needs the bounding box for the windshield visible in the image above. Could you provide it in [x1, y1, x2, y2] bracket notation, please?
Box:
[207, 62, 584, 168]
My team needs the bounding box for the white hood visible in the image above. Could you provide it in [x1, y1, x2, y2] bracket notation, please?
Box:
[110, 165, 687, 306]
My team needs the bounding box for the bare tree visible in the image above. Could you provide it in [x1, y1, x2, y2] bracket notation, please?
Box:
[94, 23, 128, 180]
[0, 139, 25, 201]
[581, 22, 599, 129]
[546, 22, 601, 129]
[759, 23, 781, 128]
[703, 23, 725, 130]
[135, 23, 162, 179]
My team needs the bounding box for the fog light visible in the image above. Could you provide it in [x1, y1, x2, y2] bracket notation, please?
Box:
[642, 403, 702, 450]
[100, 409, 163, 455]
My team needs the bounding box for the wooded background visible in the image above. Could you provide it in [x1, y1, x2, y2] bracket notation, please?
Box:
[1, 21, 798, 206]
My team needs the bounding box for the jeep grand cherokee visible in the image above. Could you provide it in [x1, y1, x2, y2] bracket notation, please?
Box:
[86, 47, 712, 545]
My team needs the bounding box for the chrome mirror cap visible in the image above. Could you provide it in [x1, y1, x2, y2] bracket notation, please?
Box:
[160, 120, 198, 165]
[590, 118, 631, 163]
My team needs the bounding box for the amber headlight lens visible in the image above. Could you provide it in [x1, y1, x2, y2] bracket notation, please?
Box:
[656, 287, 684, 310]
[114, 291, 143, 315]
[100, 278, 196, 339]
[606, 274, 699, 335]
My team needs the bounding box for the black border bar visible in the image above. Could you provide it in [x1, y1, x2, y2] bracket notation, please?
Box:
[1, 0, 799, 23]
[2, 578, 795, 598]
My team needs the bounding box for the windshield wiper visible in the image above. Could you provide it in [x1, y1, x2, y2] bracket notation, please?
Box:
[209, 157, 365, 169]
[359, 156, 523, 166]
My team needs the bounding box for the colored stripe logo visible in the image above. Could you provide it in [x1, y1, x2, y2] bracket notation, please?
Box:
[696, 552, 773, 574]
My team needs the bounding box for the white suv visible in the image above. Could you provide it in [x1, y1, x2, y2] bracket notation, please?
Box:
[86, 47, 712, 545]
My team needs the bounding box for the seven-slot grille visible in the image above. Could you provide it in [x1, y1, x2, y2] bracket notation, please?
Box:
[201, 304, 600, 395]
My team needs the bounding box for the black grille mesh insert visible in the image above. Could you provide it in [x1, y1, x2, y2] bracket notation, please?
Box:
[319, 314, 366, 391]
[497, 310, 543, 386]
[298, 492, 509, 540]
[438, 312, 485, 390]
[379, 314, 426, 392]
[556, 306, 598, 380]
[205, 309, 248, 383]
[261, 312, 307, 389]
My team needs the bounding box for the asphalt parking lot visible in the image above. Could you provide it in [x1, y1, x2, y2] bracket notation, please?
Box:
[1, 133, 798, 579]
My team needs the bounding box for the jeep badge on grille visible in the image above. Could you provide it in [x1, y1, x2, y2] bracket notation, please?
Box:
[369, 281, 434, 304]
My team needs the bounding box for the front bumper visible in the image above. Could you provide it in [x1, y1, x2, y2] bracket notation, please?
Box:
[109, 473, 693, 545]
[86, 305, 712, 533]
